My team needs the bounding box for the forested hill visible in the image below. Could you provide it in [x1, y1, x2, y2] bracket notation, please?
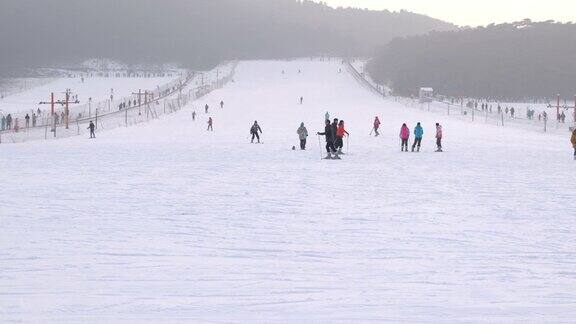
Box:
[367, 20, 576, 100]
[0, 0, 454, 71]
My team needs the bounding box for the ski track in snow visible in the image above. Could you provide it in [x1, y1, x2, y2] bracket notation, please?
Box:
[1, 60, 576, 323]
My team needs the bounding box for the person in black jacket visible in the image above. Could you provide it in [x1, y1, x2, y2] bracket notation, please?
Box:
[250, 121, 263, 143]
[317, 120, 337, 159]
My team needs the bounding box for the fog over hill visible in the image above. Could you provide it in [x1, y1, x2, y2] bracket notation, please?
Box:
[0, 0, 455, 72]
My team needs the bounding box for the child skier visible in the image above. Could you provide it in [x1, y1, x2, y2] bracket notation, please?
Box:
[400, 123, 410, 152]
[435, 123, 443, 152]
[373, 117, 381, 136]
[207, 117, 213, 131]
[335, 120, 349, 154]
[412, 122, 424, 152]
[317, 120, 338, 159]
[297, 122, 308, 150]
[250, 121, 263, 143]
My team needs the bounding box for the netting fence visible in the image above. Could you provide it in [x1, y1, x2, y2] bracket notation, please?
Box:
[345, 60, 575, 134]
[0, 61, 237, 144]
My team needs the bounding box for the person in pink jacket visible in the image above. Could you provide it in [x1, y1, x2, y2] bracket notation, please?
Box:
[435, 123, 443, 152]
[400, 123, 410, 152]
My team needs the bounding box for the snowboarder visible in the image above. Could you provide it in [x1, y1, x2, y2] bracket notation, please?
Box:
[220, 101, 224, 109]
[297, 122, 308, 150]
[373, 117, 381, 136]
[88, 121, 96, 138]
[317, 120, 338, 159]
[412, 122, 424, 152]
[335, 120, 349, 154]
[207, 117, 213, 131]
[435, 123, 443, 152]
[250, 121, 263, 143]
[399, 123, 410, 152]
[205, 104, 209, 114]
[571, 129, 576, 160]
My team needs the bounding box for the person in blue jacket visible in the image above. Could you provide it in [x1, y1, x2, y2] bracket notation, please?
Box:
[412, 122, 424, 152]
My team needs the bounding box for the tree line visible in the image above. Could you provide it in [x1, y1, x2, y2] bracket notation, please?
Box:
[367, 20, 576, 101]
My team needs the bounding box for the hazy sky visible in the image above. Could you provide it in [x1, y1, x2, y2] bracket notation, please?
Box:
[321, 0, 575, 26]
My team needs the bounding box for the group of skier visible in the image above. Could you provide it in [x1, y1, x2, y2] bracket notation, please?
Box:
[1, 114, 13, 131]
[398, 121, 443, 152]
[316, 117, 350, 159]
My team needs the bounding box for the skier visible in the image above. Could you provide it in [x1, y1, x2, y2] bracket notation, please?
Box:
[1, 115, 5, 131]
[331, 118, 339, 153]
[192, 111, 196, 121]
[317, 120, 338, 159]
[571, 129, 576, 160]
[207, 117, 213, 131]
[220, 101, 224, 109]
[250, 121, 263, 143]
[373, 117, 381, 136]
[6, 114, 12, 129]
[205, 104, 209, 114]
[412, 122, 424, 152]
[335, 120, 349, 154]
[300, 97, 304, 105]
[435, 123, 443, 152]
[399, 123, 410, 152]
[25, 114, 30, 128]
[325, 111, 330, 122]
[88, 121, 96, 138]
[297, 122, 308, 150]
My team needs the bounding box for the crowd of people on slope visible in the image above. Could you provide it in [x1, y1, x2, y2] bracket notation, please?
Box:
[467, 101, 574, 124]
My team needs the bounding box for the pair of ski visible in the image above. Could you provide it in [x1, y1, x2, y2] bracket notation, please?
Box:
[323, 152, 344, 160]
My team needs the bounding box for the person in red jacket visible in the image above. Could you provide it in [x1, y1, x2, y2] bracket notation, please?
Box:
[335, 120, 349, 154]
[373, 117, 381, 137]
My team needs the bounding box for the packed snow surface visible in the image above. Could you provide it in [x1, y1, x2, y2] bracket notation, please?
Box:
[1, 60, 576, 323]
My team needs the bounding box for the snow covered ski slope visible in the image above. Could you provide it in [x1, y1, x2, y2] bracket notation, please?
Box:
[1, 59, 576, 323]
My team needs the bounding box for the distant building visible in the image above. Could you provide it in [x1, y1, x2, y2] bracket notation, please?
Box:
[419, 87, 434, 103]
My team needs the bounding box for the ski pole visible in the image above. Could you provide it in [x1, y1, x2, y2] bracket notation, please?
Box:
[317, 134, 323, 160]
[347, 135, 350, 155]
